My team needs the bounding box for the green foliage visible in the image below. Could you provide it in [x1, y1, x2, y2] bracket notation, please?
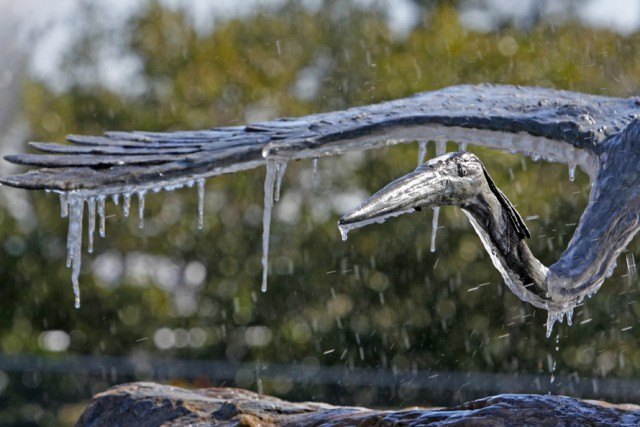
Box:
[4, 1, 640, 425]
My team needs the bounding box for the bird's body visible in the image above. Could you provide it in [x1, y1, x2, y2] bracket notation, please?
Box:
[3, 84, 640, 326]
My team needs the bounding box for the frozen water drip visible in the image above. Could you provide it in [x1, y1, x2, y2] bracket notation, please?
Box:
[197, 178, 205, 230]
[261, 160, 278, 292]
[66, 195, 85, 309]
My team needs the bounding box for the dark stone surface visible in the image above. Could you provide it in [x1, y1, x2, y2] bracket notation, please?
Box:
[76, 381, 640, 427]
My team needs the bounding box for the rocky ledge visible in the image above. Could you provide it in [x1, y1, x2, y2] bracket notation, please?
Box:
[76, 381, 640, 426]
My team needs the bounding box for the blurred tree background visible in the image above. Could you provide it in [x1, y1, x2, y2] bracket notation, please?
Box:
[2, 0, 640, 425]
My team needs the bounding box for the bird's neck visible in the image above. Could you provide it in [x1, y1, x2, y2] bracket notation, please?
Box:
[461, 187, 549, 307]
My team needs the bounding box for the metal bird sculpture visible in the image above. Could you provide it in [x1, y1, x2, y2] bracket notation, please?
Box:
[2, 84, 640, 332]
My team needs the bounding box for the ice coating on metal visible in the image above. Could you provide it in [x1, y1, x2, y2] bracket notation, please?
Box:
[338, 209, 415, 240]
[3, 84, 640, 325]
[5, 84, 624, 192]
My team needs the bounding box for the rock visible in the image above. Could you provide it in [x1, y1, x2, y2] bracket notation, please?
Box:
[76, 381, 640, 426]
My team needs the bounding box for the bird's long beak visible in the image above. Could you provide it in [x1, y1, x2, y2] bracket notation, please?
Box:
[339, 153, 466, 236]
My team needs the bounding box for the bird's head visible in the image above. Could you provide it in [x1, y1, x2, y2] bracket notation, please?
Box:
[339, 152, 486, 231]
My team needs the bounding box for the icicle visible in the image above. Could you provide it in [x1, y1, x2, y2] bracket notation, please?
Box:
[122, 193, 131, 218]
[417, 141, 428, 165]
[59, 193, 69, 218]
[163, 182, 185, 192]
[87, 197, 96, 254]
[606, 261, 617, 278]
[274, 160, 288, 202]
[458, 142, 468, 152]
[66, 195, 85, 309]
[137, 191, 146, 229]
[261, 160, 278, 292]
[339, 227, 349, 241]
[430, 140, 446, 253]
[568, 163, 576, 182]
[431, 207, 440, 253]
[197, 178, 205, 230]
[545, 310, 564, 338]
[112, 194, 120, 206]
[312, 158, 319, 185]
[566, 308, 574, 327]
[97, 196, 106, 238]
[626, 253, 637, 279]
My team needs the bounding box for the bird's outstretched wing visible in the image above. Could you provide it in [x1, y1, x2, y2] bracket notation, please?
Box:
[2, 84, 638, 193]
